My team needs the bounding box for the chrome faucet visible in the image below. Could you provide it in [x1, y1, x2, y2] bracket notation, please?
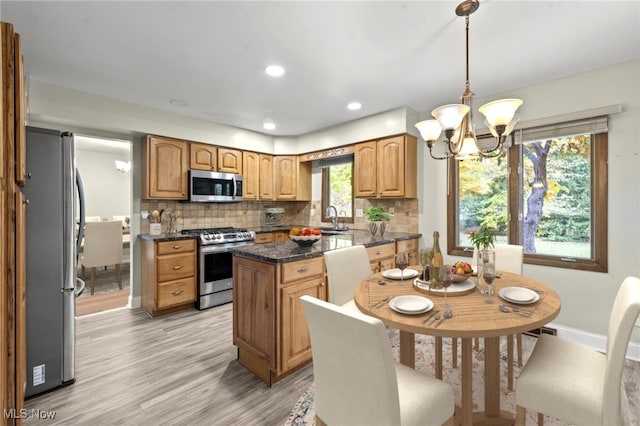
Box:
[326, 205, 338, 230]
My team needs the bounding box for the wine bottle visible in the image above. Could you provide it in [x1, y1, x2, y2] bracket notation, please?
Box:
[430, 231, 443, 288]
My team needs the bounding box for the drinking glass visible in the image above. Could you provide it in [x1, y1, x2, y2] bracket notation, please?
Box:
[395, 252, 409, 286]
[477, 250, 496, 303]
[439, 265, 453, 308]
[419, 249, 432, 282]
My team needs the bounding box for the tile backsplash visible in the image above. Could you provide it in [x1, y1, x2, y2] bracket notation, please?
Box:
[139, 198, 419, 234]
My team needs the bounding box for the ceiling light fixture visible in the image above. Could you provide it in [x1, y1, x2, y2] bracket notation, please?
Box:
[169, 99, 187, 107]
[347, 102, 362, 111]
[415, 0, 523, 160]
[263, 122, 276, 130]
[265, 65, 285, 77]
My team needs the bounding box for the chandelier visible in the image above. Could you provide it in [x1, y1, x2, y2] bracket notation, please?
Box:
[415, 0, 523, 160]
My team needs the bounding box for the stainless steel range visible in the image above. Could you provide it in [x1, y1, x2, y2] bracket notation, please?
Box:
[181, 227, 255, 310]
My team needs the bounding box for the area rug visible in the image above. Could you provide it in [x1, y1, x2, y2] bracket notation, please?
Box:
[77, 262, 130, 297]
[285, 330, 569, 426]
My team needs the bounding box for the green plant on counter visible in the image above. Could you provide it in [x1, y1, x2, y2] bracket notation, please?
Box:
[364, 206, 390, 222]
[469, 225, 496, 250]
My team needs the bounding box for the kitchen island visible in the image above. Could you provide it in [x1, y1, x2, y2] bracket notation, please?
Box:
[231, 230, 420, 385]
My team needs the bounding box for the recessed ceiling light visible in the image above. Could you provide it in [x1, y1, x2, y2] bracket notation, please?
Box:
[347, 102, 362, 111]
[265, 65, 285, 77]
[263, 122, 276, 130]
[169, 99, 187, 106]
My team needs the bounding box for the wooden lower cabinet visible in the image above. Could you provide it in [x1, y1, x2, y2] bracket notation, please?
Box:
[396, 238, 419, 267]
[141, 238, 197, 317]
[254, 231, 288, 244]
[233, 254, 326, 385]
[367, 242, 396, 273]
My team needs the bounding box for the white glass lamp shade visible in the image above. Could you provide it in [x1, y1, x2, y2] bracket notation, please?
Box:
[415, 119, 443, 142]
[478, 98, 523, 127]
[456, 135, 479, 159]
[432, 104, 470, 130]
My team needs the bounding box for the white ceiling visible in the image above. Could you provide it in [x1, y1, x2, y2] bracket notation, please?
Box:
[2, 1, 639, 137]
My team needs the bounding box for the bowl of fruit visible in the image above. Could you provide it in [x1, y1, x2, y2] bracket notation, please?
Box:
[452, 261, 473, 283]
[289, 227, 322, 247]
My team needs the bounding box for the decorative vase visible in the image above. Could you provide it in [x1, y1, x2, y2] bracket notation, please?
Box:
[369, 222, 378, 236]
[379, 221, 387, 237]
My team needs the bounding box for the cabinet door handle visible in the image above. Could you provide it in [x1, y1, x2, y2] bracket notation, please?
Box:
[172, 265, 183, 270]
[297, 267, 309, 273]
[171, 290, 184, 296]
[172, 245, 182, 250]
[320, 282, 325, 286]
[376, 250, 383, 255]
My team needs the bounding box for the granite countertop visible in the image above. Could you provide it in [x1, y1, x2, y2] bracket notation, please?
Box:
[232, 230, 421, 263]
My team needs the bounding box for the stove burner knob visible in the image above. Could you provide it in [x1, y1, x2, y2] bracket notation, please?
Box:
[216, 234, 222, 240]
[203, 234, 211, 240]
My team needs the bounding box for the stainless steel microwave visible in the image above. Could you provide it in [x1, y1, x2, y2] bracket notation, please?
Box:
[189, 170, 243, 202]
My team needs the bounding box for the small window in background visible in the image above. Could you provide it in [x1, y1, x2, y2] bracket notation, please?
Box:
[321, 156, 354, 223]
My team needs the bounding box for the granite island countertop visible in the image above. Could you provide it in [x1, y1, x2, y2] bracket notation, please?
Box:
[232, 230, 421, 263]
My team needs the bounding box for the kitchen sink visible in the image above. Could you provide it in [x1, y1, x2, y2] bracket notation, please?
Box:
[320, 227, 352, 235]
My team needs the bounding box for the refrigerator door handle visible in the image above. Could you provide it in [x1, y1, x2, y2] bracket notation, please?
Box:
[75, 277, 85, 298]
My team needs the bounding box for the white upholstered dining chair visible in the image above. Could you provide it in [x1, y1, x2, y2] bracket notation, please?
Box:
[323, 245, 372, 311]
[515, 276, 640, 425]
[80, 220, 123, 295]
[300, 295, 454, 426]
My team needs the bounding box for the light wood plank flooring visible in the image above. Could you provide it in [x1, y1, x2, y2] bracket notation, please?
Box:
[24, 303, 640, 425]
[24, 304, 313, 425]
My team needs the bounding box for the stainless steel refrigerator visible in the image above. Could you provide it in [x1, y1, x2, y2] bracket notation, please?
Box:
[23, 126, 85, 398]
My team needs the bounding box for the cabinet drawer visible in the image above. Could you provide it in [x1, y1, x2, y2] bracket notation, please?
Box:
[255, 233, 274, 244]
[397, 238, 418, 253]
[157, 253, 195, 282]
[157, 278, 196, 308]
[367, 243, 396, 262]
[281, 258, 324, 284]
[157, 239, 196, 255]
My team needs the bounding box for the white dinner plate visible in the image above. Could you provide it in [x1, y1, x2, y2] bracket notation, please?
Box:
[389, 295, 433, 314]
[498, 287, 540, 304]
[382, 268, 419, 280]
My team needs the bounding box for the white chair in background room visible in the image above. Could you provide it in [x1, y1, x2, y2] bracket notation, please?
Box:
[84, 216, 102, 222]
[515, 276, 640, 426]
[300, 295, 455, 426]
[80, 221, 123, 295]
[323, 245, 372, 311]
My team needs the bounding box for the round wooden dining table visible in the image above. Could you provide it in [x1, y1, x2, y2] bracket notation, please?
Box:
[354, 270, 561, 426]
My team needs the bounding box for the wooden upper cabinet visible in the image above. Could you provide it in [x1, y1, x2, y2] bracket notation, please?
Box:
[274, 156, 297, 200]
[274, 156, 311, 201]
[218, 148, 242, 174]
[354, 141, 377, 197]
[354, 134, 417, 199]
[190, 143, 216, 171]
[377, 135, 407, 197]
[259, 154, 274, 200]
[242, 151, 259, 200]
[142, 135, 188, 200]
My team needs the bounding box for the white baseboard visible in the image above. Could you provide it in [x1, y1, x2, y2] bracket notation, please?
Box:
[549, 322, 640, 362]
